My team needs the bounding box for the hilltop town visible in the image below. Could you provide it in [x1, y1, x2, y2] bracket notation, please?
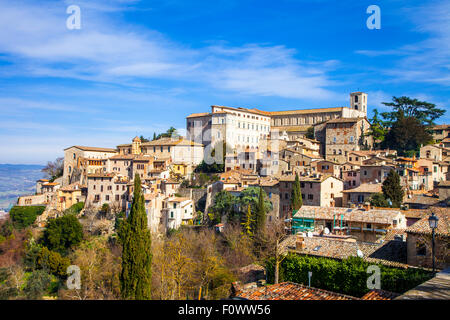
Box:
[3, 92, 450, 300]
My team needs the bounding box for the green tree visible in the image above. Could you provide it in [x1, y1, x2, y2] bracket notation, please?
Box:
[368, 109, 388, 148]
[241, 204, 254, 237]
[291, 173, 303, 212]
[120, 174, 152, 300]
[139, 135, 150, 143]
[369, 193, 390, 208]
[381, 96, 445, 127]
[37, 246, 71, 278]
[42, 214, 83, 255]
[9, 206, 45, 229]
[382, 116, 433, 156]
[254, 187, 267, 235]
[208, 190, 237, 224]
[23, 269, 51, 299]
[382, 170, 404, 208]
[305, 127, 315, 139]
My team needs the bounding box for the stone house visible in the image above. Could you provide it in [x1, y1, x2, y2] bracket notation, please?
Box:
[163, 197, 195, 230]
[342, 169, 360, 190]
[56, 183, 84, 212]
[63, 145, 117, 186]
[293, 205, 407, 243]
[406, 208, 449, 270]
[324, 117, 372, 164]
[438, 181, 450, 201]
[342, 183, 382, 207]
[316, 160, 341, 178]
[85, 173, 129, 211]
[360, 165, 394, 184]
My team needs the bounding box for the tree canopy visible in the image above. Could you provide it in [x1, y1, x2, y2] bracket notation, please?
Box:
[382, 169, 404, 208]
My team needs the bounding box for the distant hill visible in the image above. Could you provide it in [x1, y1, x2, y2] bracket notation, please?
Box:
[0, 164, 45, 211]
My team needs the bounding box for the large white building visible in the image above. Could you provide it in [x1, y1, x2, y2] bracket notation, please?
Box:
[186, 105, 271, 154]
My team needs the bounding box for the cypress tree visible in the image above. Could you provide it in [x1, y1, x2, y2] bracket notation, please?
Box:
[120, 174, 152, 299]
[382, 169, 404, 208]
[254, 187, 266, 234]
[241, 204, 254, 237]
[291, 173, 302, 213]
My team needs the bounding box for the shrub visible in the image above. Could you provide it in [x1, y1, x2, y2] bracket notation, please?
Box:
[43, 215, 83, 255]
[64, 202, 84, 215]
[9, 206, 46, 229]
[23, 269, 51, 299]
[37, 247, 70, 278]
[266, 254, 433, 297]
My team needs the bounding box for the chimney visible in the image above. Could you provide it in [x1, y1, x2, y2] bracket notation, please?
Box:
[296, 234, 306, 250]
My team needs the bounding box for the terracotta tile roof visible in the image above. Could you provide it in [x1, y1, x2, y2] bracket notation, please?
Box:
[282, 233, 408, 268]
[64, 145, 117, 153]
[59, 183, 83, 192]
[406, 208, 450, 237]
[294, 206, 403, 225]
[43, 182, 59, 186]
[361, 289, 400, 300]
[342, 183, 382, 194]
[268, 107, 344, 116]
[186, 112, 211, 118]
[438, 181, 450, 187]
[235, 282, 358, 300]
[404, 195, 439, 206]
[326, 117, 366, 124]
[168, 197, 191, 203]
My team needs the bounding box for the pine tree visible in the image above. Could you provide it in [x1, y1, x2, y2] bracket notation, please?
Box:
[291, 173, 302, 213]
[152, 132, 156, 140]
[241, 204, 254, 237]
[254, 187, 266, 235]
[382, 169, 404, 208]
[120, 174, 152, 299]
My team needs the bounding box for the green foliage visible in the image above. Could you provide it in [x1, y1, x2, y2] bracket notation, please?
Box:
[368, 109, 388, 147]
[382, 116, 433, 156]
[382, 169, 404, 208]
[23, 269, 51, 300]
[120, 174, 152, 300]
[253, 187, 267, 235]
[266, 254, 433, 297]
[305, 127, 315, 139]
[378, 96, 443, 155]
[37, 246, 70, 278]
[155, 127, 179, 140]
[43, 215, 83, 255]
[0, 220, 14, 244]
[369, 193, 390, 208]
[194, 160, 224, 174]
[381, 96, 445, 127]
[209, 190, 237, 224]
[291, 173, 303, 212]
[241, 204, 254, 237]
[64, 202, 84, 215]
[10, 205, 46, 229]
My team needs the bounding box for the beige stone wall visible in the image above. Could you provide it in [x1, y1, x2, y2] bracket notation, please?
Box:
[86, 176, 128, 210]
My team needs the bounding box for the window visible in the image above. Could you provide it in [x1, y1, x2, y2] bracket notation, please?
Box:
[161, 146, 163, 152]
[350, 136, 354, 143]
[73, 153, 76, 159]
[115, 195, 119, 201]
[105, 195, 110, 201]
[308, 194, 313, 200]
[355, 95, 359, 103]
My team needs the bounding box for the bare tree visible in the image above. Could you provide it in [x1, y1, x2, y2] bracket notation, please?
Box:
[42, 157, 64, 181]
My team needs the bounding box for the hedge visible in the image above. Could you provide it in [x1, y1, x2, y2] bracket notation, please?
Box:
[9, 206, 46, 229]
[266, 254, 433, 298]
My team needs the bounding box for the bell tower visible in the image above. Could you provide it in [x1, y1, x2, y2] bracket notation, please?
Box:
[132, 136, 142, 155]
[350, 92, 368, 116]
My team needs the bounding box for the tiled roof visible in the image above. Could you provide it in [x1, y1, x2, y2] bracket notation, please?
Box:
[438, 181, 450, 187]
[342, 183, 382, 194]
[326, 117, 366, 124]
[294, 206, 402, 225]
[235, 282, 358, 300]
[43, 182, 59, 186]
[361, 289, 400, 300]
[64, 145, 117, 152]
[59, 183, 83, 192]
[186, 112, 211, 118]
[404, 195, 439, 205]
[406, 208, 450, 237]
[269, 107, 344, 116]
[141, 137, 203, 147]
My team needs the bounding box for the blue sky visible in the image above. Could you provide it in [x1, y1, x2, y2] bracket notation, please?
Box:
[0, 0, 448, 164]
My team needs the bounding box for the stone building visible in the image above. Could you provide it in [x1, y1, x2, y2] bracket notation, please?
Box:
[406, 209, 449, 270]
[63, 146, 117, 186]
[324, 117, 372, 164]
[85, 173, 129, 211]
[342, 183, 382, 207]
